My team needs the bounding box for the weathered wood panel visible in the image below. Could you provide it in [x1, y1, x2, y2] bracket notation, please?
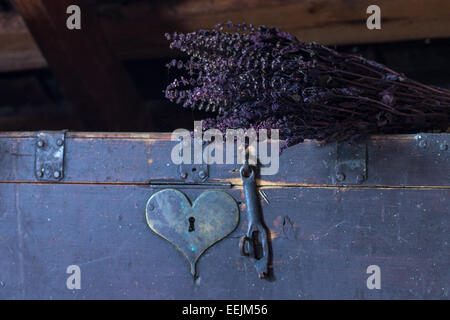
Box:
[0, 132, 448, 187]
[0, 12, 46, 72]
[0, 184, 448, 299]
[12, 0, 151, 131]
[2, 0, 450, 72]
[102, 0, 450, 60]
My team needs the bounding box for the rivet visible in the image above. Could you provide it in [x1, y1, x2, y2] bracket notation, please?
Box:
[181, 172, 188, 179]
[149, 204, 155, 211]
[36, 170, 44, 178]
[336, 172, 345, 182]
[53, 171, 61, 179]
[440, 142, 448, 151]
[37, 140, 45, 148]
[198, 170, 206, 179]
[56, 138, 64, 146]
[419, 140, 427, 148]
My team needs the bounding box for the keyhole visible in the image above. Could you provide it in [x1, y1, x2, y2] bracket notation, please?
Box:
[188, 217, 195, 232]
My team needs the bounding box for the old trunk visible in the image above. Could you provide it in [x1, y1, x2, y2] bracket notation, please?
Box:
[0, 132, 448, 299]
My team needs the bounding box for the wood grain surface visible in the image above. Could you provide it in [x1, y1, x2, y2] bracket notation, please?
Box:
[1, 0, 450, 72]
[11, 0, 151, 131]
[0, 184, 448, 299]
[0, 132, 448, 187]
[0, 132, 448, 299]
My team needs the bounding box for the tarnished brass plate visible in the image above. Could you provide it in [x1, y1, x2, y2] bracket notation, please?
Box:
[146, 189, 239, 277]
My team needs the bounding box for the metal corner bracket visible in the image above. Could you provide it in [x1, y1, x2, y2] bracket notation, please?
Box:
[35, 131, 67, 181]
[333, 140, 367, 185]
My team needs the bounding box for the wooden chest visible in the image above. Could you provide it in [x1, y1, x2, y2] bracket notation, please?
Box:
[0, 131, 448, 299]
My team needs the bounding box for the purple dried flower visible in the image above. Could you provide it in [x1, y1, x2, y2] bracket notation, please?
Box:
[165, 23, 450, 148]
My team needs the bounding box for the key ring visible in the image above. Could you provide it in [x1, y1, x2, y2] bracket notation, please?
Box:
[240, 163, 254, 180]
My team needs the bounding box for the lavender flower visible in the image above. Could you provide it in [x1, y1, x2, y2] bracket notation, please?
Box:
[165, 22, 450, 149]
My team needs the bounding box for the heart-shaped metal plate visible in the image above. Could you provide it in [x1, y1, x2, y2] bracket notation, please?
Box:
[146, 189, 239, 277]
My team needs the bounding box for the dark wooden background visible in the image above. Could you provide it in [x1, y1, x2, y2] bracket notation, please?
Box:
[0, 0, 449, 133]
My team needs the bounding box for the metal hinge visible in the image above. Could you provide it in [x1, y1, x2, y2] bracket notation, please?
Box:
[178, 163, 209, 183]
[333, 140, 367, 185]
[176, 139, 210, 183]
[35, 131, 67, 181]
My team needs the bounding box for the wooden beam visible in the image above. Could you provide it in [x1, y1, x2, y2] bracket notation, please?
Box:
[1, 0, 450, 73]
[101, 0, 450, 60]
[0, 12, 47, 71]
[11, 0, 151, 131]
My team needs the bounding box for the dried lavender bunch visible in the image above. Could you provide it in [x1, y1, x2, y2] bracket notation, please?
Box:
[164, 22, 450, 148]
